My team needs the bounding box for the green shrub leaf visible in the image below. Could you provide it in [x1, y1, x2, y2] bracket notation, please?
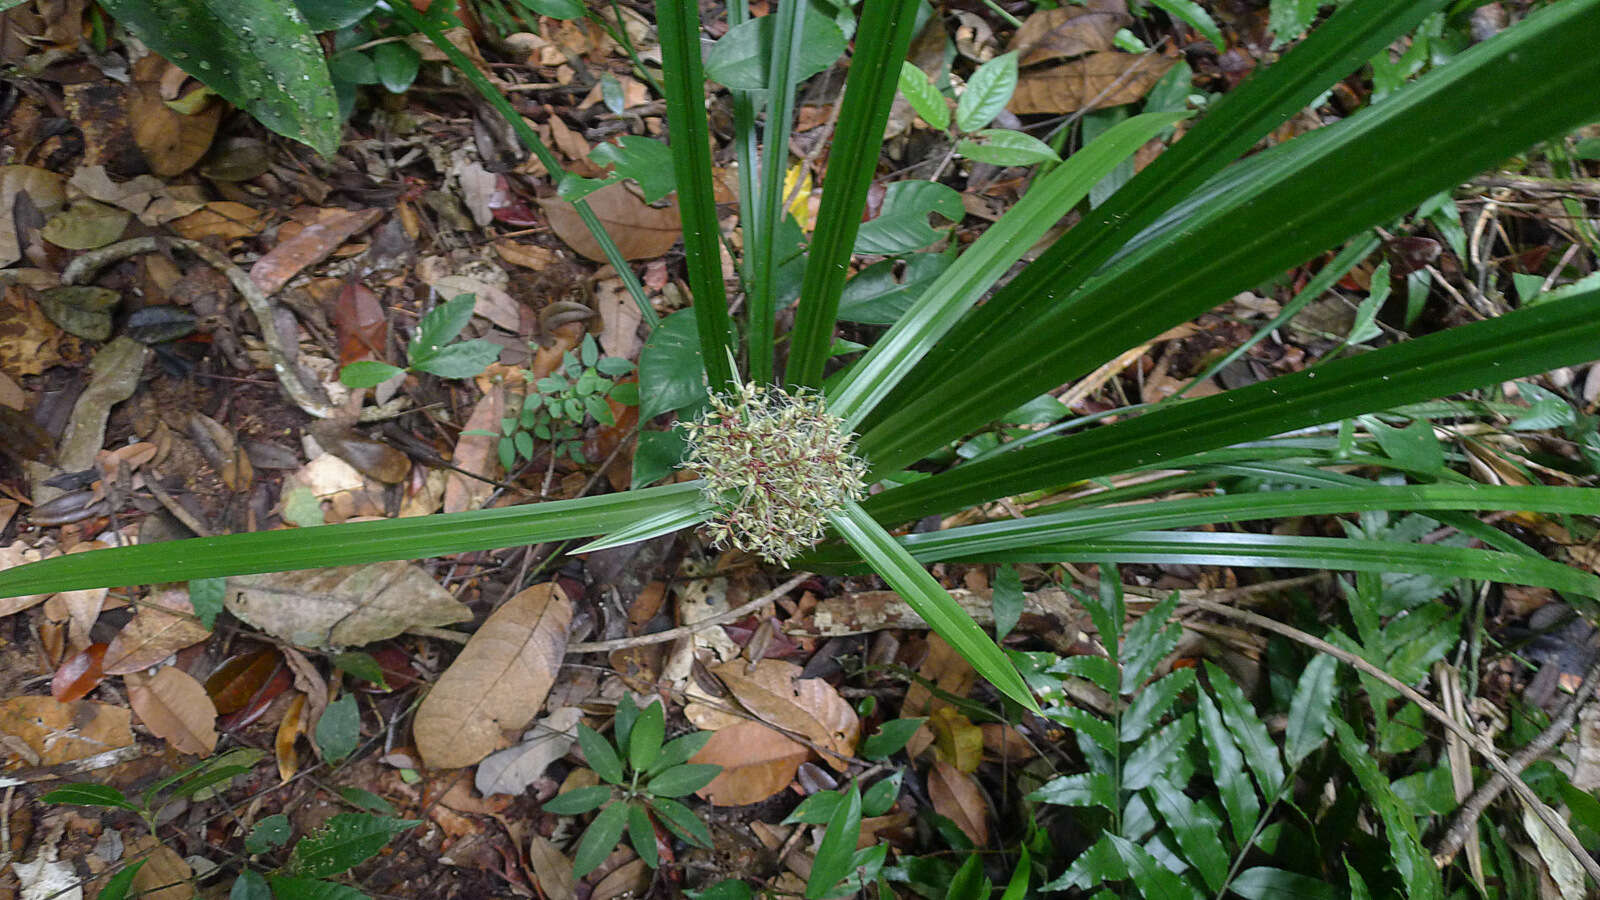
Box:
[898, 62, 949, 130]
[42, 783, 140, 812]
[289, 813, 420, 877]
[704, 6, 846, 91]
[573, 802, 630, 878]
[542, 785, 613, 816]
[577, 722, 625, 785]
[806, 781, 862, 899]
[955, 130, 1061, 167]
[955, 52, 1017, 132]
[1285, 654, 1339, 766]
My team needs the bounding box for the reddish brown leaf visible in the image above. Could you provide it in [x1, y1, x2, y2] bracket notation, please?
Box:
[205, 648, 285, 714]
[1009, 52, 1175, 115]
[928, 758, 989, 846]
[539, 183, 681, 262]
[51, 643, 108, 703]
[689, 720, 811, 806]
[126, 666, 218, 756]
[332, 281, 389, 365]
[249, 208, 383, 296]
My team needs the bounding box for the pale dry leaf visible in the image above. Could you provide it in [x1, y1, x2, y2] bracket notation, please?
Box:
[594, 275, 642, 361]
[1008, 6, 1127, 65]
[126, 833, 198, 900]
[280, 646, 329, 740]
[103, 586, 212, 675]
[539, 183, 681, 262]
[475, 706, 585, 796]
[0, 370, 25, 409]
[0, 696, 134, 766]
[12, 851, 79, 900]
[126, 667, 218, 756]
[444, 384, 504, 514]
[168, 201, 269, 242]
[1009, 52, 1176, 115]
[227, 561, 470, 649]
[712, 659, 859, 771]
[129, 82, 220, 177]
[1523, 801, 1585, 900]
[413, 583, 573, 769]
[449, 150, 499, 227]
[528, 834, 576, 900]
[494, 240, 559, 271]
[0, 166, 67, 267]
[592, 857, 649, 900]
[689, 720, 811, 806]
[0, 541, 51, 617]
[928, 758, 988, 846]
[430, 273, 522, 333]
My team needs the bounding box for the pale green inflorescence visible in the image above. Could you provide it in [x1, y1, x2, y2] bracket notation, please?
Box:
[681, 382, 869, 564]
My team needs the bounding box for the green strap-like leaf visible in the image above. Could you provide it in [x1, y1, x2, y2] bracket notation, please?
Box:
[99, 0, 340, 156]
[826, 501, 1036, 711]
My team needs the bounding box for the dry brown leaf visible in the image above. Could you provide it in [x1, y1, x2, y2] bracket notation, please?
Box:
[494, 239, 559, 271]
[595, 275, 643, 361]
[929, 706, 984, 773]
[168, 201, 268, 241]
[689, 720, 811, 806]
[413, 583, 572, 769]
[0, 540, 52, 617]
[276, 692, 307, 783]
[0, 286, 64, 378]
[980, 722, 1039, 763]
[0, 166, 66, 267]
[0, 696, 134, 766]
[592, 857, 649, 900]
[1009, 52, 1175, 115]
[902, 635, 975, 760]
[129, 82, 221, 177]
[126, 666, 218, 756]
[540, 183, 681, 262]
[227, 561, 469, 649]
[40, 199, 130, 250]
[928, 758, 988, 846]
[1008, 6, 1127, 65]
[249, 208, 383, 296]
[103, 586, 211, 675]
[0, 371, 24, 410]
[444, 384, 504, 514]
[126, 832, 198, 900]
[528, 834, 576, 900]
[712, 659, 859, 770]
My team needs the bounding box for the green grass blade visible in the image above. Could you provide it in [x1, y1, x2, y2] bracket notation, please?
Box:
[974, 532, 1600, 599]
[746, 0, 810, 385]
[859, 0, 1600, 471]
[728, 0, 761, 296]
[0, 483, 704, 597]
[827, 111, 1188, 429]
[656, 0, 735, 388]
[862, 284, 1600, 526]
[571, 493, 713, 553]
[827, 501, 1037, 711]
[391, 2, 657, 328]
[785, 0, 921, 389]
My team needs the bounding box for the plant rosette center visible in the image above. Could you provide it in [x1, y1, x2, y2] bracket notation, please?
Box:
[680, 382, 869, 564]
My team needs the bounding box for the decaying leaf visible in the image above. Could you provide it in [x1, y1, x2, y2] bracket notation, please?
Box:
[712, 659, 859, 770]
[249, 207, 383, 296]
[444, 384, 503, 514]
[928, 758, 988, 846]
[689, 720, 811, 806]
[413, 583, 573, 769]
[126, 832, 198, 900]
[277, 692, 307, 783]
[103, 586, 212, 675]
[1008, 5, 1127, 66]
[39, 199, 131, 250]
[592, 857, 650, 900]
[129, 78, 221, 177]
[1009, 51, 1175, 115]
[0, 696, 134, 766]
[227, 561, 471, 648]
[168, 201, 269, 241]
[902, 635, 976, 760]
[0, 165, 66, 267]
[528, 834, 577, 900]
[0, 286, 64, 378]
[126, 666, 218, 756]
[540, 183, 681, 262]
[475, 706, 584, 796]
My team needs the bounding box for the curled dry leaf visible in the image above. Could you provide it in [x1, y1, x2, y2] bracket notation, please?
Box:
[0, 696, 134, 766]
[689, 720, 811, 807]
[226, 561, 470, 648]
[1009, 52, 1175, 115]
[592, 857, 650, 900]
[51, 643, 108, 703]
[126, 666, 218, 756]
[103, 586, 212, 676]
[539, 183, 681, 262]
[475, 706, 585, 796]
[928, 758, 989, 847]
[276, 692, 308, 783]
[413, 583, 573, 769]
[711, 659, 859, 771]
[126, 832, 198, 900]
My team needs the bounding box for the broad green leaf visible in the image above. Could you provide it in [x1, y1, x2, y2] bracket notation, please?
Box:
[1119, 591, 1181, 693]
[947, 854, 991, 900]
[372, 41, 421, 94]
[1269, 0, 1320, 44]
[854, 181, 963, 255]
[411, 340, 499, 379]
[628, 698, 665, 773]
[649, 796, 713, 847]
[1000, 845, 1030, 900]
[783, 790, 842, 825]
[228, 870, 269, 900]
[1028, 772, 1116, 811]
[409, 295, 477, 362]
[266, 875, 368, 900]
[1082, 569, 1125, 664]
[590, 136, 678, 204]
[1121, 667, 1195, 743]
[638, 309, 710, 419]
[246, 813, 292, 853]
[1363, 416, 1444, 475]
[337, 786, 393, 814]
[99, 0, 340, 156]
[573, 802, 630, 878]
[807, 781, 862, 898]
[703, 4, 847, 91]
[289, 813, 420, 877]
[313, 694, 360, 763]
[645, 764, 721, 798]
[955, 130, 1061, 167]
[991, 564, 1023, 641]
[1046, 705, 1117, 755]
[1106, 834, 1194, 900]
[955, 52, 1018, 133]
[332, 652, 388, 690]
[1284, 654, 1338, 765]
[42, 783, 139, 812]
[828, 501, 1036, 711]
[628, 802, 659, 868]
[863, 771, 903, 817]
[689, 881, 753, 900]
[1122, 713, 1195, 791]
[1147, 0, 1225, 49]
[859, 717, 925, 760]
[836, 252, 954, 325]
[187, 576, 225, 628]
[292, 0, 374, 32]
[1204, 663, 1284, 798]
[1148, 779, 1229, 892]
[647, 730, 714, 777]
[1196, 688, 1259, 846]
[898, 61, 949, 130]
[542, 785, 613, 815]
[577, 723, 625, 785]
[1229, 867, 1337, 899]
[338, 360, 403, 389]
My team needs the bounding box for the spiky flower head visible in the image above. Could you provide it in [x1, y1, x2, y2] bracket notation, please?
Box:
[680, 382, 869, 564]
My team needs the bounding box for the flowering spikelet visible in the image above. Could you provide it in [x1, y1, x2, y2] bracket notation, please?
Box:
[680, 382, 869, 564]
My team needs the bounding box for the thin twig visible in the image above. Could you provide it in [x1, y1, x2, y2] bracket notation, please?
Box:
[1182, 596, 1600, 885]
[141, 468, 213, 538]
[566, 571, 810, 652]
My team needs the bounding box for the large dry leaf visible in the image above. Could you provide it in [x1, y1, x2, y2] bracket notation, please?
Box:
[1009, 51, 1175, 115]
[712, 659, 859, 771]
[0, 541, 52, 617]
[444, 385, 503, 514]
[0, 696, 134, 766]
[129, 82, 220, 177]
[690, 720, 810, 806]
[928, 758, 988, 846]
[528, 834, 577, 900]
[474, 706, 584, 796]
[413, 583, 572, 769]
[126, 667, 218, 756]
[902, 635, 975, 760]
[539, 183, 681, 262]
[1008, 6, 1127, 65]
[226, 561, 470, 648]
[103, 586, 212, 675]
[126, 833, 197, 900]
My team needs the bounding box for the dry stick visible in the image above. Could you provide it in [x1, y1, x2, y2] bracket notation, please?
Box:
[566, 571, 811, 653]
[141, 467, 214, 538]
[62, 237, 406, 422]
[1434, 654, 1600, 866]
[1182, 595, 1600, 884]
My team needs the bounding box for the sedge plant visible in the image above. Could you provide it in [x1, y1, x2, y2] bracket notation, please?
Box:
[3, 0, 1600, 714]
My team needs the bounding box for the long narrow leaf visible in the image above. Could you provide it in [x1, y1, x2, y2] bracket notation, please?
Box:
[859, 0, 1600, 471]
[572, 493, 713, 553]
[786, 0, 922, 388]
[827, 111, 1189, 428]
[0, 482, 704, 597]
[656, 0, 735, 387]
[826, 501, 1037, 711]
[863, 287, 1600, 522]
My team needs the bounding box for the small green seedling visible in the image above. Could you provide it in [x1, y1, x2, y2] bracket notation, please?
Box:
[542, 696, 720, 878]
[338, 293, 501, 389]
[490, 333, 637, 470]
